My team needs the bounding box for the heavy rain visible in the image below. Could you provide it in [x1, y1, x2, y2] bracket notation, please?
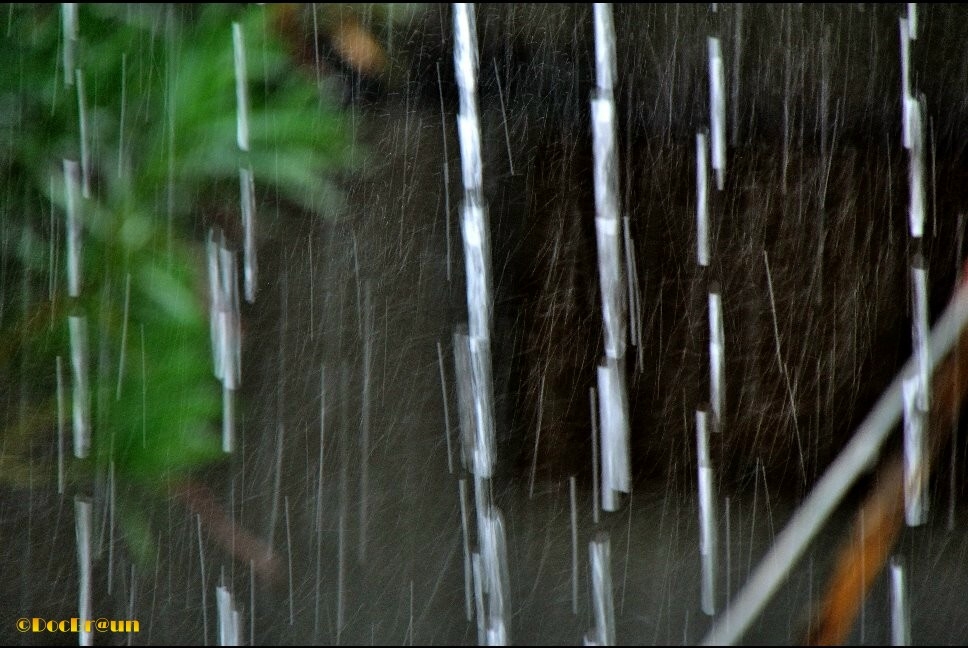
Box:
[2, 4, 968, 646]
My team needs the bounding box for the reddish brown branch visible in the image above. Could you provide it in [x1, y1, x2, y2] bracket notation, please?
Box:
[807, 276, 968, 644]
[173, 480, 282, 584]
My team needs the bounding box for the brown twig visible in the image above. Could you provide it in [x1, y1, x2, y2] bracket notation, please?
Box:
[807, 275, 968, 644]
[173, 480, 282, 584]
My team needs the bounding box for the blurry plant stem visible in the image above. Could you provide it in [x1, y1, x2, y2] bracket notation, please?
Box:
[173, 480, 281, 584]
[807, 272, 968, 644]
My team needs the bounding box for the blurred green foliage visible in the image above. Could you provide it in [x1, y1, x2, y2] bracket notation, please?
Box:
[0, 4, 352, 558]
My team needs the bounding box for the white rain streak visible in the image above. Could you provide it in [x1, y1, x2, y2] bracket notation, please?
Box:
[453, 329, 475, 470]
[75, 69, 91, 199]
[902, 375, 928, 526]
[75, 497, 93, 647]
[594, 209, 626, 360]
[48, 175, 58, 301]
[528, 374, 546, 498]
[701, 278, 968, 646]
[492, 58, 515, 176]
[453, 4, 497, 485]
[217, 586, 242, 646]
[436, 62, 453, 282]
[458, 479, 474, 622]
[461, 201, 494, 341]
[585, 533, 616, 646]
[240, 166, 258, 304]
[216, 245, 242, 384]
[696, 408, 718, 616]
[708, 288, 725, 429]
[590, 386, 601, 524]
[207, 233, 222, 376]
[598, 360, 630, 513]
[456, 112, 484, 200]
[591, 4, 626, 361]
[359, 288, 374, 565]
[696, 131, 710, 266]
[107, 460, 116, 594]
[570, 475, 579, 616]
[234, 23, 256, 305]
[890, 557, 912, 646]
[285, 497, 295, 625]
[907, 3, 918, 40]
[207, 231, 242, 453]
[245, 561, 255, 646]
[904, 258, 931, 526]
[64, 159, 82, 298]
[57, 356, 66, 494]
[899, 19, 912, 150]
[458, 204, 495, 470]
[437, 340, 455, 474]
[453, 4, 483, 199]
[907, 97, 926, 238]
[731, 5, 743, 146]
[313, 368, 326, 640]
[593, 4, 616, 95]
[591, 6, 630, 512]
[592, 158, 626, 352]
[197, 514, 209, 645]
[119, 53, 127, 180]
[453, 330, 495, 478]
[911, 260, 931, 411]
[62, 4, 77, 86]
[116, 273, 131, 400]
[232, 22, 250, 152]
[708, 37, 726, 191]
[69, 315, 90, 459]
[471, 552, 486, 645]
[623, 217, 641, 348]
[475, 506, 511, 646]
[127, 565, 136, 646]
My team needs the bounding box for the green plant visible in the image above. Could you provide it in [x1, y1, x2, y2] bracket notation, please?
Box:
[0, 4, 352, 562]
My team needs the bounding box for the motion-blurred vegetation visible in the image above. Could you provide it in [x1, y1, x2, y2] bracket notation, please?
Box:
[0, 4, 353, 561]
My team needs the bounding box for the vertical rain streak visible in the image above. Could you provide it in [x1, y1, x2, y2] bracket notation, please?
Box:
[890, 557, 912, 646]
[74, 497, 93, 647]
[64, 159, 82, 298]
[587, 532, 616, 646]
[695, 131, 710, 267]
[598, 360, 629, 512]
[708, 286, 725, 430]
[907, 98, 926, 238]
[232, 22, 250, 153]
[68, 314, 90, 458]
[240, 166, 257, 305]
[707, 36, 726, 191]
[900, 18, 912, 150]
[56, 356, 66, 494]
[453, 3, 497, 485]
[61, 3, 77, 86]
[591, 3, 630, 517]
[207, 232, 241, 453]
[8, 5, 968, 647]
[590, 4, 624, 356]
[703, 282, 968, 645]
[216, 585, 241, 646]
[696, 408, 718, 616]
[75, 69, 91, 199]
[902, 374, 928, 526]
